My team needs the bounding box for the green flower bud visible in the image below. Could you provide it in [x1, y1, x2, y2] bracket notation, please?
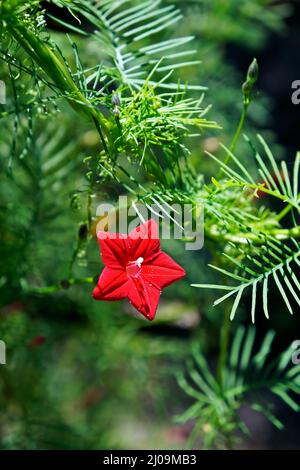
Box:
[247, 58, 258, 85]
[242, 80, 251, 96]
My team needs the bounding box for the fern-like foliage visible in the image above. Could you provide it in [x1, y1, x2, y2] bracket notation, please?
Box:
[192, 135, 300, 321]
[208, 134, 300, 212]
[51, 0, 205, 90]
[1, 0, 299, 452]
[193, 237, 300, 322]
[1, 0, 217, 187]
[0, 115, 84, 291]
[177, 326, 300, 449]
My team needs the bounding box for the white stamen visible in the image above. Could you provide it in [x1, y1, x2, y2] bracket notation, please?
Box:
[136, 257, 144, 267]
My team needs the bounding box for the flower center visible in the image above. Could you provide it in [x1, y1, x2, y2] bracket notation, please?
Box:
[126, 257, 144, 278]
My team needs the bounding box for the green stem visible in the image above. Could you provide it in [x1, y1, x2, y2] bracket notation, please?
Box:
[206, 224, 300, 244]
[21, 277, 94, 295]
[217, 299, 231, 386]
[213, 250, 232, 387]
[276, 198, 300, 222]
[226, 104, 248, 162]
[92, 115, 109, 157]
[224, 180, 300, 211]
[217, 103, 248, 180]
[5, 17, 111, 148]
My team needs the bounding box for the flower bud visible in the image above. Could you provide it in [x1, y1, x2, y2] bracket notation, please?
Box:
[242, 80, 252, 104]
[247, 58, 258, 85]
[242, 81, 251, 95]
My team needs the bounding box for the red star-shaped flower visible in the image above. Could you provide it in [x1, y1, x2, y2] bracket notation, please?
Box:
[93, 219, 185, 320]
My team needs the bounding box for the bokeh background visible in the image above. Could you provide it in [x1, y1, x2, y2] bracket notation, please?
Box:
[1, 0, 300, 449]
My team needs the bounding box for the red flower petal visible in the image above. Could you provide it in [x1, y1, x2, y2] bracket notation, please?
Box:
[97, 232, 128, 268]
[142, 252, 186, 288]
[93, 219, 185, 321]
[93, 267, 130, 301]
[128, 276, 161, 321]
[128, 219, 160, 262]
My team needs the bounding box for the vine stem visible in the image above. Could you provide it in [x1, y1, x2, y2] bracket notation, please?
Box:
[207, 224, 300, 244]
[6, 16, 111, 145]
[21, 277, 94, 295]
[217, 292, 231, 386]
[215, 103, 250, 387]
[92, 115, 109, 156]
[276, 204, 293, 222]
[224, 181, 300, 210]
[216, 103, 248, 180]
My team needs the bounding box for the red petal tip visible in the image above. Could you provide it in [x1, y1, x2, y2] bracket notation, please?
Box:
[92, 285, 101, 299]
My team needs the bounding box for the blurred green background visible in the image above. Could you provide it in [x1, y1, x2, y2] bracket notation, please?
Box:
[1, 0, 300, 449]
